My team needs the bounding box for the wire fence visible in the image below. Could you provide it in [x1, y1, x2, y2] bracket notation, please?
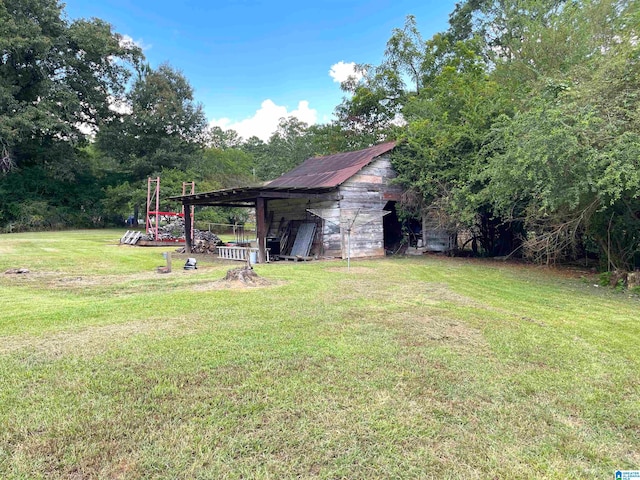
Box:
[195, 222, 257, 242]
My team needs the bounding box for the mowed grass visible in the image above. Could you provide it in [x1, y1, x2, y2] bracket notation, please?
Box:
[0, 230, 638, 479]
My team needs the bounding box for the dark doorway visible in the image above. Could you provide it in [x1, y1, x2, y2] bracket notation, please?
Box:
[383, 201, 404, 253]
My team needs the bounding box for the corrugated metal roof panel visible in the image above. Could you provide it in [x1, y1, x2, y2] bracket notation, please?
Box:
[267, 141, 396, 188]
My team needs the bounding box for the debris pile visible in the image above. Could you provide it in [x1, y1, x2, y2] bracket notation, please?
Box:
[141, 218, 188, 242]
[187, 230, 222, 254]
[143, 218, 223, 254]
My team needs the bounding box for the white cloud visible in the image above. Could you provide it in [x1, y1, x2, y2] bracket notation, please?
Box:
[329, 61, 364, 84]
[107, 95, 132, 115]
[209, 99, 318, 141]
[119, 34, 151, 51]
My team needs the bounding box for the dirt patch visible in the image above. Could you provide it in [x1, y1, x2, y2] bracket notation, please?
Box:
[0, 317, 200, 359]
[326, 266, 375, 274]
[401, 315, 487, 348]
[193, 277, 281, 291]
[4, 268, 30, 274]
[1, 270, 156, 287]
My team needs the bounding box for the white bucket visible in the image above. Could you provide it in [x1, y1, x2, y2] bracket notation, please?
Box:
[249, 251, 257, 264]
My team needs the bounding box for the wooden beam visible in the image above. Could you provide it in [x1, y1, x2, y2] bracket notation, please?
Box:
[185, 202, 255, 208]
[179, 191, 340, 206]
[256, 197, 267, 263]
[184, 203, 193, 253]
[258, 191, 339, 200]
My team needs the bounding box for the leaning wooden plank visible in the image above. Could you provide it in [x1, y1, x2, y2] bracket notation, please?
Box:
[290, 222, 316, 257]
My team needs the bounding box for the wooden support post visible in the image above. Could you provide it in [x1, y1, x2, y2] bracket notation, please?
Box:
[165, 251, 172, 273]
[184, 202, 193, 253]
[155, 177, 160, 241]
[256, 196, 267, 264]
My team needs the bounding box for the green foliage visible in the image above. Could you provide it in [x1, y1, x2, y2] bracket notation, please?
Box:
[373, 2, 640, 267]
[599, 271, 611, 287]
[96, 63, 207, 179]
[3, 0, 639, 274]
[252, 117, 315, 180]
[195, 206, 248, 229]
[0, 0, 141, 172]
[193, 147, 254, 187]
[0, 0, 142, 229]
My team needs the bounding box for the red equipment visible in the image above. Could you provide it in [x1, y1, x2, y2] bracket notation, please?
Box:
[145, 177, 195, 242]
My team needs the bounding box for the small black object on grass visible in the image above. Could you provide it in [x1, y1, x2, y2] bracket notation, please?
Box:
[5, 268, 30, 274]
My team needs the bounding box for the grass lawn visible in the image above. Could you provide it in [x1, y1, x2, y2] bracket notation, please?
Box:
[0, 229, 638, 479]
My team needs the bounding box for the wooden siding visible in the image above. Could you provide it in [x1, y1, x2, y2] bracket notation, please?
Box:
[265, 154, 403, 259]
[337, 155, 401, 258]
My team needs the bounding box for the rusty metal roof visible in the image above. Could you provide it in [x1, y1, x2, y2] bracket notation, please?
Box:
[267, 141, 396, 189]
[170, 142, 397, 206]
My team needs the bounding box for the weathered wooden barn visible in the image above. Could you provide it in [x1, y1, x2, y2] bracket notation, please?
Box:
[175, 141, 404, 263]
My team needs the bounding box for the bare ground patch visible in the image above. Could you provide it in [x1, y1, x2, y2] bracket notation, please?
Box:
[394, 314, 489, 351]
[2, 270, 158, 287]
[192, 277, 283, 291]
[1, 268, 270, 293]
[0, 316, 201, 359]
[325, 266, 375, 274]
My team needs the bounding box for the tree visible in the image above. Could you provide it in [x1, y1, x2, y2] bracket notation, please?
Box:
[0, 0, 142, 229]
[356, 2, 640, 267]
[206, 126, 243, 149]
[393, 37, 516, 255]
[193, 147, 254, 187]
[96, 63, 207, 179]
[252, 117, 314, 180]
[448, 0, 640, 267]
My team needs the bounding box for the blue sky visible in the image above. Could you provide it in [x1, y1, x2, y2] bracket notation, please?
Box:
[63, 0, 458, 140]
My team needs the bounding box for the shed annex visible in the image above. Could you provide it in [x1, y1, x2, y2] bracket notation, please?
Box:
[172, 141, 403, 263]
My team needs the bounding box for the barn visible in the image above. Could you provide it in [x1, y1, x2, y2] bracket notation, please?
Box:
[175, 141, 404, 263]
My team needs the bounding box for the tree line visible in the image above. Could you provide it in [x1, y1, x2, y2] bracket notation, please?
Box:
[0, 0, 362, 231]
[1, 0, 639, 269]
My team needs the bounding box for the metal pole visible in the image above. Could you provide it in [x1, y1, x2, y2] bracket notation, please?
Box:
[347, 228, 351, 271]
[146, 177, 151, 235]
[155, 177, 160, 242]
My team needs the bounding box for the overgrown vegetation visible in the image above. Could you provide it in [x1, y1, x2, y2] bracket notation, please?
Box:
[0, 230, 638, 478]
[340, 1, 640, 269]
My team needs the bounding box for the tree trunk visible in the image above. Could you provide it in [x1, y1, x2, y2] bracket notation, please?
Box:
[133, 204, 140, 227]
